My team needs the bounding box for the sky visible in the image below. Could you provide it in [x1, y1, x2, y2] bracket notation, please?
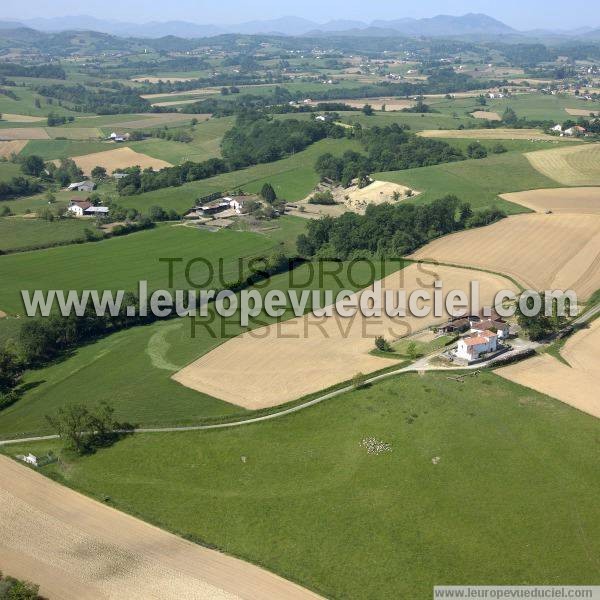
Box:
[1, 0, 597, 31]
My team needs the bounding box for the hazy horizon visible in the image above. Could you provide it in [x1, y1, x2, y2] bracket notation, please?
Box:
[0, 2, 598, 32]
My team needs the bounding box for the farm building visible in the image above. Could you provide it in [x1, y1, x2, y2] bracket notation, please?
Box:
[455, 331, 498, 361]
[198, 199, 232, 215]
[67, 200, 92, 216]
[224, 195, 257, 214]
[437, 318, 471, 335]
[108, 132, 130, 143]
[564, 126, 587, 137]
[472, 319, 510, 339]
[67, 200, 108, 217]
[67, 180, 96, 192]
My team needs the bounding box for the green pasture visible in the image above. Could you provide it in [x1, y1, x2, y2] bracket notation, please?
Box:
[0, 216, 100, 254]
[375, 150, 561, 213]
[0, 224, 275, 314]
[9, 371, 600, 599]
[0, 258, 401, 437]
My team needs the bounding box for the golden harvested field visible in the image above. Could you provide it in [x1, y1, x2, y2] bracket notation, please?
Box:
[500, 187, 600, 214]
[0, 140, 27, 158]
[565, 107, 600, 117]
[141, 88, 221, 100]
[418, 128, 575, 141]
[64, 147, 172, 175]
[308, 97, 414, 111]
[115, 113, 201, 129]
[173, 264, 517, 409]
[470, 111, 501, 121]
[526, 143, 600, 186]
[1, 113, 44, 122]
[46, 127, 102, 140]
[150, 99, 204, 107]
[410, 214, 600, 300]
[496, 319, 600, 419]
[0, 128, 49, 140]
[0, 456, 321, 600]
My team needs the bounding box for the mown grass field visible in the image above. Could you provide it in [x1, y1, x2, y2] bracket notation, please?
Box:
[127, 117, 234, 164]
[376, 150, 561, 213]
[9, 371, 600, 599]
[338, 110, 474, 131]
[0, 87, 82, 118]
[19, 139, 113, 160]
[0, 224, 275, 314]
[0, 258, 400, 437]
[426, 93, 585, 123]
[0, 216, 100, 253]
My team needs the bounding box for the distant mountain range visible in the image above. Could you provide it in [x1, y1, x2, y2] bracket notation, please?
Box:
[0, 13, 599, 40]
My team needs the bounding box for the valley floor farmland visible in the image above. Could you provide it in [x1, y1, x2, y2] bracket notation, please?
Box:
[410, 213, 600, 300]
[0, 456, 321, 600]
[173, 264, 517, 408]
[6, 370, 599, 599]
[496, 319, 600, 418]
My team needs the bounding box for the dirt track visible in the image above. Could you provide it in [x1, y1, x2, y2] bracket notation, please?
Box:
[0, 455, 322, 600]
[173, 264, 516, 408]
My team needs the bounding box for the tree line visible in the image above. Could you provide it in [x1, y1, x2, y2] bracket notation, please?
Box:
[0, 61, 66, 79]
[314, 123, 464, 187]
[296, 195, 506, 259]
[33, 82, 156, 115]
